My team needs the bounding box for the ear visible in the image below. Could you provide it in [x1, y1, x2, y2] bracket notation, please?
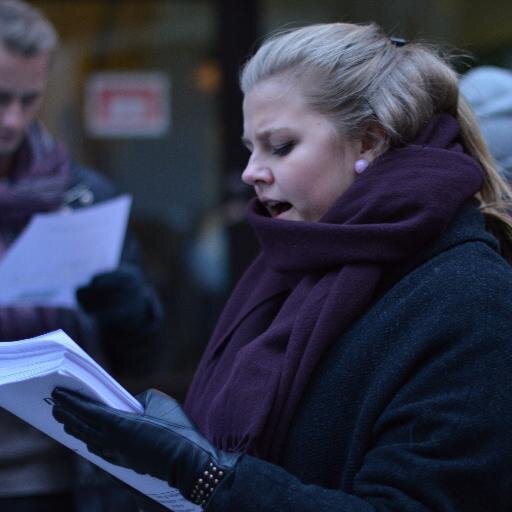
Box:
[359, 123, 389, 162]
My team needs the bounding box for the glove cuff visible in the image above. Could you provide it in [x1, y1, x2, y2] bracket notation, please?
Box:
[188, 459, 227, 508]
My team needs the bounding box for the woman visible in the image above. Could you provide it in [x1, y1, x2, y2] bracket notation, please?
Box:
[52, 22, 512, 511]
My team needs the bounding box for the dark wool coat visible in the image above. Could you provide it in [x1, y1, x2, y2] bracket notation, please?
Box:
[209, 206, 512, 511]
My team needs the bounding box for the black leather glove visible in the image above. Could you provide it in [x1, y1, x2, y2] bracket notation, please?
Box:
[51, 387, 241, 508]
[76, 264, 153, 333]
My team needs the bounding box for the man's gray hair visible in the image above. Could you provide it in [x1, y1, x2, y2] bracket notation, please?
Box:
[0, 0, 57, 56]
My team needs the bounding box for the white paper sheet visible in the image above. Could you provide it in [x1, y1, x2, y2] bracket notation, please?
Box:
[0, 195, 131, 307]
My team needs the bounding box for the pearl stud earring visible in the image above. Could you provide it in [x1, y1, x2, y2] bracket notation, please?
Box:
[354, 159, 369, 174]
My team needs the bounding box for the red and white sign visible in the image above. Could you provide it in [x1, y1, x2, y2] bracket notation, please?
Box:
[85, 72, 170, 138]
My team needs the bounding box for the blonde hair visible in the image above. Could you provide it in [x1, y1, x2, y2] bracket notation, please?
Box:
[240, 23, 512, 249]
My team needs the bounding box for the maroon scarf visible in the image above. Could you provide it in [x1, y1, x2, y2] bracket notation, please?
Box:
[184, 113, 485, 461]
[0, 122, 70, 233]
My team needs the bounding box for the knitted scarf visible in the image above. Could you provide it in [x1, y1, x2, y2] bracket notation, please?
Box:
[0, 122, 70, 232]
[184, 113, 485, 461]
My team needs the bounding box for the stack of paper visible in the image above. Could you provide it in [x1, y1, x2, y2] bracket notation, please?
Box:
[0, 330, 200, 512]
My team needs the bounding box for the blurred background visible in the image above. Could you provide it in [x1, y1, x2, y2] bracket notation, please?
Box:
[32, 0, 512, 398]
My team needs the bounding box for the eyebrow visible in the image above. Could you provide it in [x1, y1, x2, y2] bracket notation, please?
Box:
[241, 127, 290, 147]
[0, 89, 43, 101]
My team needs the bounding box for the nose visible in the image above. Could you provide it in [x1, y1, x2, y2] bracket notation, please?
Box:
[241, 155, 274, 186]
[1, 100, 25, 130]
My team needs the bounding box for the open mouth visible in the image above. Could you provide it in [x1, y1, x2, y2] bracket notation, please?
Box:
[264, 201, 292, 218]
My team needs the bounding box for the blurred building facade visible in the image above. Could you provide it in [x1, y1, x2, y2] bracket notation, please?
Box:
[33, 0, 512, 395]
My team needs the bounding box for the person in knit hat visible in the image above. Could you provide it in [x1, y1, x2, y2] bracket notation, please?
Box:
[460, 65, 512, 181]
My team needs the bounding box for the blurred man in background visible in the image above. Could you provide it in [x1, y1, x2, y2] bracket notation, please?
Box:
[0, 1, 161, 510]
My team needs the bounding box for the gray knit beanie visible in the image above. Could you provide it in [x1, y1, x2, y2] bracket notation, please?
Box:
[459, 66, 512, 181]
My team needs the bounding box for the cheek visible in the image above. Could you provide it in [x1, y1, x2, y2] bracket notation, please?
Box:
[317, 145, 355, 191]
[26, 100, 43, 120]
[331, 141, 359, 191]
[278, 151, 314, 195]
[283, 137, 356, 218]
[309, 148, 356, 213]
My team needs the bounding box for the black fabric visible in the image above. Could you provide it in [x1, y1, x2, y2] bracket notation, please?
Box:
[0, 493, 75, 512]
[76, 264, 156, 334]
[208, 206, 512, 511]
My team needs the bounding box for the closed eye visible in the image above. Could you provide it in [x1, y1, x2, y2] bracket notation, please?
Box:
[272, 141, 295, 156]
[0, 92, 12, 106]
[21, 93, 41, 108]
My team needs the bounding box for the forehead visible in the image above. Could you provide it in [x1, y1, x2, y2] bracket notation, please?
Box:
[241, 77, 345, 146]
[244, 78, 305, 110]
[0, 43, 50, 91]
[242, 78, 315, 130]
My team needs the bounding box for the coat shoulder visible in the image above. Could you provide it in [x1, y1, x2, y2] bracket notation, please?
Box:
[397, 238, 512, 317]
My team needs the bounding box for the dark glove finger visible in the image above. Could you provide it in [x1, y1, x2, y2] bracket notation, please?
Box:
[76, 266, 143, 308]
[75, 285, 103, 311]
[52, 388, 122, 429]
[54, 403, 139, 470]
[53, 405, 104, 446]
[77, 276, 150, 329]
[76, 283, 133, 311]
[89, 266, 143, 292]
[86, 438, 155, 475]
[86, 443, 127, 468]
[59, 420, 127, 469]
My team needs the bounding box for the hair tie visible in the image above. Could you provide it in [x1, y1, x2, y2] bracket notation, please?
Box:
[390, 36, 407, 47]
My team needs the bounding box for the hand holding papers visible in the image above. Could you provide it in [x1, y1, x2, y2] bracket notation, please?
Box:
[0, 195, 131, 308]
[0, 330, 200, 512]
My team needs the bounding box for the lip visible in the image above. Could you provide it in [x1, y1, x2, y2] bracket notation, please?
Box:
[258, 196, 292, 218]
[258, 195, 278, 205]
[257, 196, 281, 210]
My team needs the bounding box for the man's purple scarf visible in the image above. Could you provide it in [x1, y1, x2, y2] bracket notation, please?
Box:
[184, 113, 485, 461]
[0, 122, 70, 231]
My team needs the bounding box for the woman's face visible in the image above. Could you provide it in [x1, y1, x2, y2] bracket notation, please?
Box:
[241, 78, 363, 222]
